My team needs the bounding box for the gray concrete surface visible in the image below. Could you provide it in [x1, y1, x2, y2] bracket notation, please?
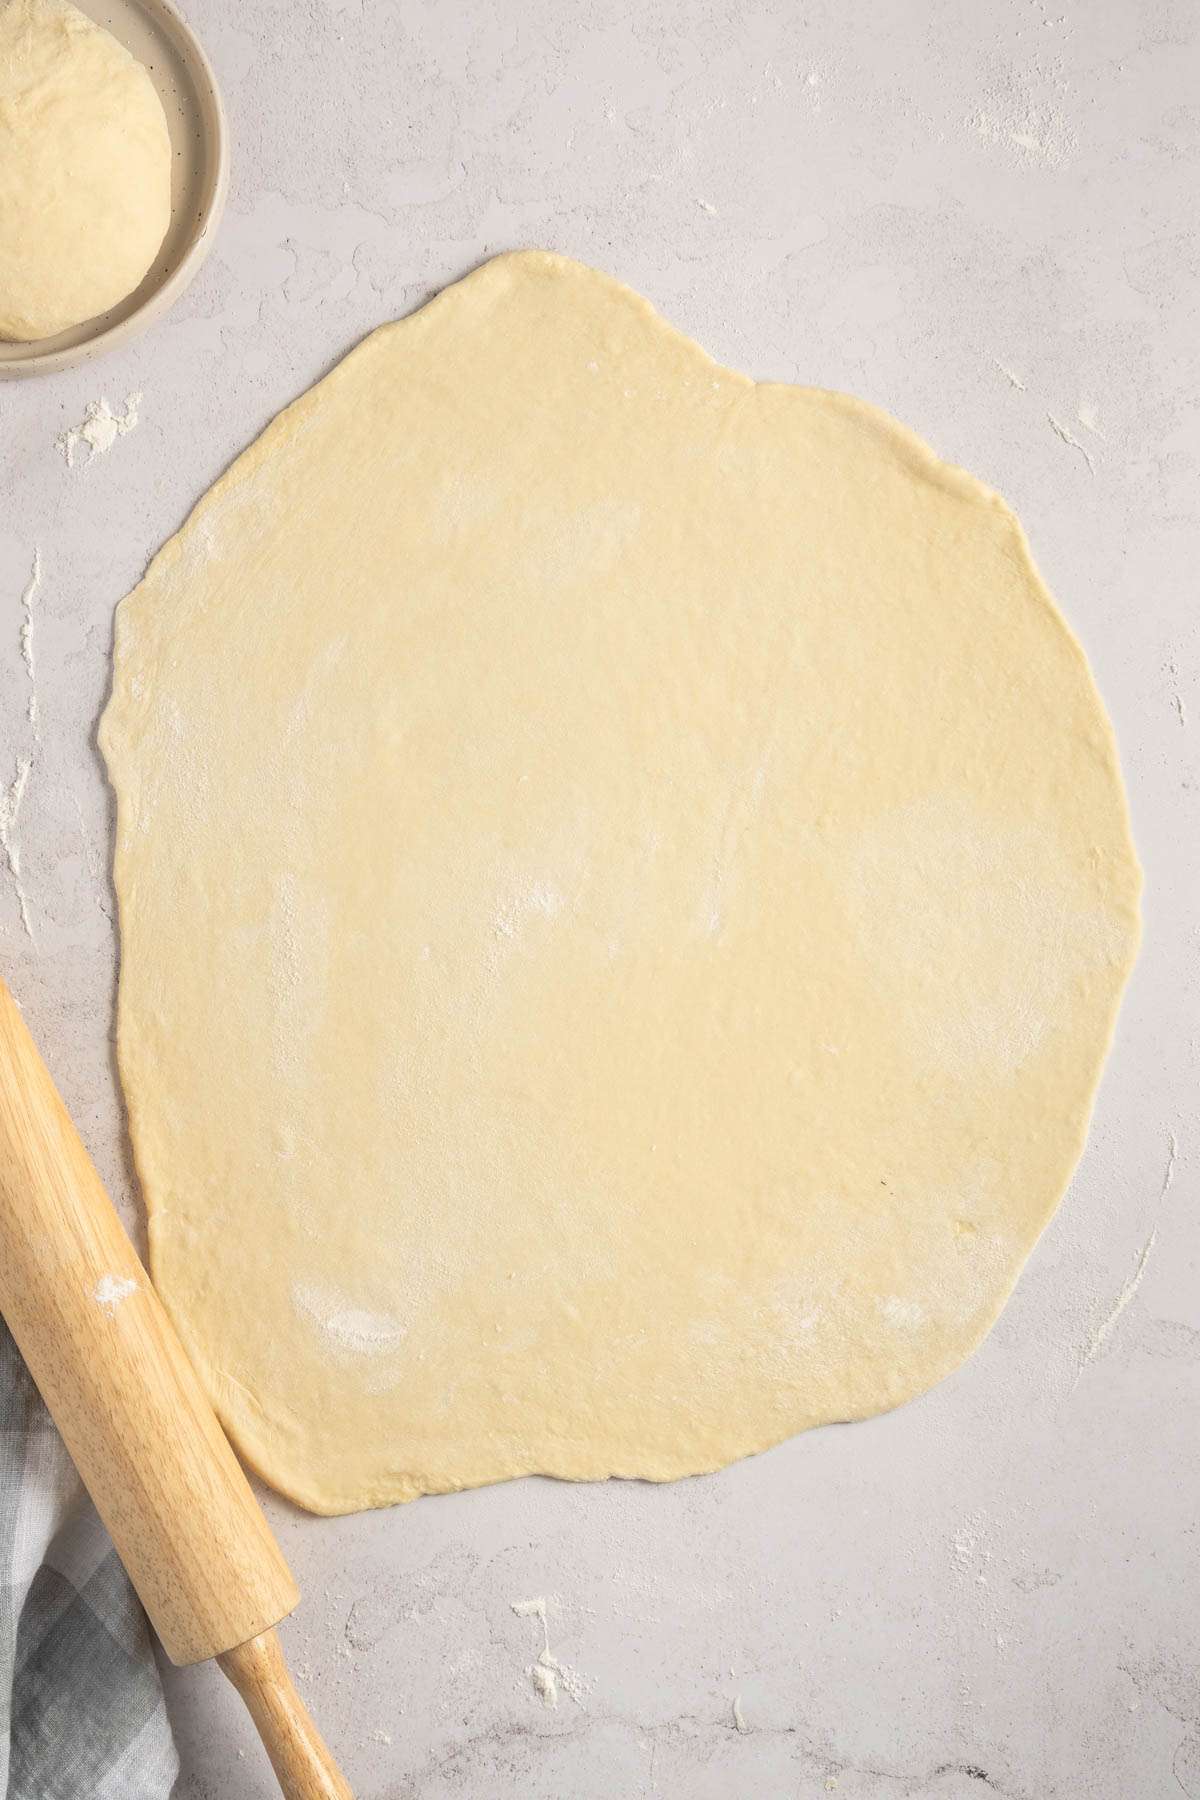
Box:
[2, 0, 1197, 1794]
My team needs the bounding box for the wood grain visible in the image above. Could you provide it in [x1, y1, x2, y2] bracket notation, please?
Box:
[0, 975, 297, 1663]
[220, 1630, 355, 1800]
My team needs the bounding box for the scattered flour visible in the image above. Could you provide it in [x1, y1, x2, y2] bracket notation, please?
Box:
[967, 98, 1078, 168]
[511, 1596, 588, 1708]
[94, 1274, 138, 1313]
[950, 1511, 997, 1593]
[57, 392, 143, 468]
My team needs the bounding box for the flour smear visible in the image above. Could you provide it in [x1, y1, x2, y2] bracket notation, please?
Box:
[292, 1279, 406, 1356]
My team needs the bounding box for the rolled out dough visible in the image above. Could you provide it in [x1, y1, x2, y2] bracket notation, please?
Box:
[0, 0, 171, 341]
[100, 252, 1140, 1515]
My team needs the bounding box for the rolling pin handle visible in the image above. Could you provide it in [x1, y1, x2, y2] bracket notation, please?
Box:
[218, 1628, 354, 1800]
[0, 977, 353, 1800]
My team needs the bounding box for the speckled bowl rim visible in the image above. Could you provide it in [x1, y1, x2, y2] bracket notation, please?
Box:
[0, 0, 228, 379]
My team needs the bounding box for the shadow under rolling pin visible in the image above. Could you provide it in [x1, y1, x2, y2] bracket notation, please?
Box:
[0, 977, 353, 1800]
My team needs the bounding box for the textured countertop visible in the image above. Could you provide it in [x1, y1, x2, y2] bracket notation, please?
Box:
[1, 1, 1197, 1795]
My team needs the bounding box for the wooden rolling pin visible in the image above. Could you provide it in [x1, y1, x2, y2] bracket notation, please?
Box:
[0, 977, 353, 1800]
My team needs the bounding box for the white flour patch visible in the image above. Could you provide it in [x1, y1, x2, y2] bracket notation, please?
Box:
[19, 550, 41, 733]
[522, 497, 642, 589]
[700, 753, 772, 942]
[967, 98, 1078, 169]
[531, 1655, 559, 1705]
[292, 1280, 406, 1356]
[990, 358, 1026, 391]
[94, 1274, 137, 1313]
[511, 1596, 588, 1708]
[1166, 657, 1188, 729]
[879, 1294, 926, 1329]
[845, 796, 1090, 1078]
[284, 635, 349, 742]
[0, 758, 34, 942]
[950, 1512, 994, 1587]
[266, 871, 334, 1100]
[71, 788, 110, 921]
[1079, 1130, 1173, 1368]
[1078, 1132, 1177, 1375]
[946, 1508, 1012, 1669]
[57, 393, 143, 468]
[765, 1276, 824, 1355]
[1046, 411, 1096, 474]
[536, 1649, 586, 1706]
[803, 62, 831, 106]
[1082, 1225, 1158, 1363]
[494, 882, 565, 942]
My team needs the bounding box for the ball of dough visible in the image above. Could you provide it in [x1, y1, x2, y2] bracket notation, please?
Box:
[0, 0, 171, 341]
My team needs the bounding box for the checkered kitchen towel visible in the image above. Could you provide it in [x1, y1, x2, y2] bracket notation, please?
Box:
[0, 1321, 178, 1800]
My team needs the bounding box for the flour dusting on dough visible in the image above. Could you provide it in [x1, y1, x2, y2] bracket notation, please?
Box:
[96, 252, 1141, 1515]
[293, 1281, 405, 1356]
[494, 882, 565, 941]
[268, 873, 331, 1089]
[845, 795, 1120, 1078]
[879, 1295, 926, 1329]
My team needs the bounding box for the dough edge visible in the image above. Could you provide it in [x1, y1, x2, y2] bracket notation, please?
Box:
[101, 250, 1143, 1516]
